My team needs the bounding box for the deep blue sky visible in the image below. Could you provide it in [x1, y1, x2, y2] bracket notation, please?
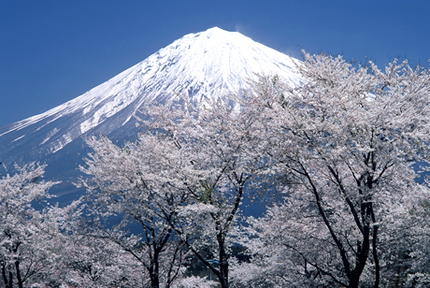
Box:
[1, 1, 430, 128]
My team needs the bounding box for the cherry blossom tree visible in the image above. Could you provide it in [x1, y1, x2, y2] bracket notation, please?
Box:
[59, 234, 146, 287]
[138, 95, 277, 288]
[379, 188, 430, 287]
[0, 163, 61, 288]
[79, 135, 190, 288]
[80, 88, 276, 288]
[232, 53, 430, 288]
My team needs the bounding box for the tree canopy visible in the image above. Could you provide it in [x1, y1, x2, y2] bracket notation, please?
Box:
[2, 51, 430, 288]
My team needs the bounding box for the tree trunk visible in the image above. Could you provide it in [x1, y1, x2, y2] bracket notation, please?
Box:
[219, 261, 229, 288]
[7, 271, 13, 288]
[1, 263, 7, 288]
[15, 260, 23, 288]
[348, 279, 359, 288]
[217, 231, 229, 288]
[149, 250, 160, 288]
[149, 267, 160, 288]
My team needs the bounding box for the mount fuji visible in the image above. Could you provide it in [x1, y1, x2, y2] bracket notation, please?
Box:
[0, 27, 301, 197]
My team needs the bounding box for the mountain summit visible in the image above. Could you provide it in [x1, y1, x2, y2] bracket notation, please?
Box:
[0, 27, 301, 192]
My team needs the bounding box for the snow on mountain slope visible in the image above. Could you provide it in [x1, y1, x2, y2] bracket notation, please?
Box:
[0, 27, 301, 168]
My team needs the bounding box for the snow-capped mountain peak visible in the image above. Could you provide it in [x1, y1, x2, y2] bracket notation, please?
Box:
[0, 27, 301, 173]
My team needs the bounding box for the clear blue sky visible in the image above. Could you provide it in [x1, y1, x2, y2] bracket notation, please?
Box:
[1, 0, 430, 127]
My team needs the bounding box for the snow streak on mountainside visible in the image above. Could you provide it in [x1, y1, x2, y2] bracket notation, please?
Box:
[0, 27, 301, 169]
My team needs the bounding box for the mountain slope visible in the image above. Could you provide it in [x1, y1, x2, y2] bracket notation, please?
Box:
[0, 27, 301, 195]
